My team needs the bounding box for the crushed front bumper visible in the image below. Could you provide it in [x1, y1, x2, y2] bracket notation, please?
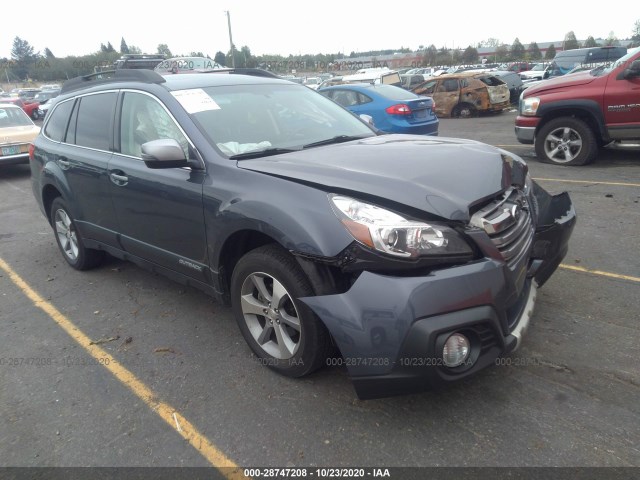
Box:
[300, 187, 575, 399]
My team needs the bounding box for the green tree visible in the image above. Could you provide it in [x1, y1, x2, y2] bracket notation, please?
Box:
[100, 42, 116, 53]
[11, 36, 36, 61]
[631, 20, 640, 47]
[214, 51, 226, 66]
[120, 37, 129, 54]
[10, 36, 37, 80]
[527, 42, 541, 60]
[495, 44, 510, 62]
[563, 31, 580, 50]
[583, 36, 598, 47]
[424, 44, 437, 66]
[240, 45, 252, 67]
[545, 44, 556, 60]
[190, 51, 206, 57]
[128, 45, 142, 54]
[510, 38, 525, 60]
[157, 44, 172, 57]
[44, 47, 55, 59]
[462, 46, 479, 63]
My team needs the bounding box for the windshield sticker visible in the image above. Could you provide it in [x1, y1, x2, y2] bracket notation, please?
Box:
[171, 89, 221, 113]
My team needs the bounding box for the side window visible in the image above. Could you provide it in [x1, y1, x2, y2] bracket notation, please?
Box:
[442, 79, 459, 92]
[357, 93, 373, 105]
[43, 100, 74, 142]
[331, 90, 360, 107]
[120, 92, 189, 158]
[74, 93, 117, 150]
[460, 79, 469, 88]
[419, 81, 437, 94]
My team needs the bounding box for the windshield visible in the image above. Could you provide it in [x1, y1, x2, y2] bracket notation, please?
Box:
[180, 84, 375, 157]
[531, 64, 545, 71]
[597, 47, 640, 76]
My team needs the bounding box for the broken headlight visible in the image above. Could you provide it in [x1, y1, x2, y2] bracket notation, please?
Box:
[330, 195, 473, 259]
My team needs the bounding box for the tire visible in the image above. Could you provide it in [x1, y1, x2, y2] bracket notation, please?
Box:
[452, 103, 477, 118]
[50, 197, 105, 270]
[230, 244, 331, 377]
[31, 109, 39, 120]
[535, 117, 598, 166]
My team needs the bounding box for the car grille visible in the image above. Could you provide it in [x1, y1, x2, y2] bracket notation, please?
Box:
[471, 188, 534, 265]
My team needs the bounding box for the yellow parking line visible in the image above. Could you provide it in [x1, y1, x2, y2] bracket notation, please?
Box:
[0, 257, 245, 479]
[533, 178, 640, 188]
[559, 264, 640, 283]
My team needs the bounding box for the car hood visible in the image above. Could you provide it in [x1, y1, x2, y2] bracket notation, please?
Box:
[238, 135, 527, 222]
[0, 125, 40, 144]
[524, 72, 596, 96]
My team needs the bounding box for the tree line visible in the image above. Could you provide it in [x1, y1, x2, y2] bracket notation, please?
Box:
[3, 23, 639, 82]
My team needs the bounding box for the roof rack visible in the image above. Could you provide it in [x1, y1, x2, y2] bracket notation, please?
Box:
[60, 69, 166, 94]
[193, 67, 281, 79]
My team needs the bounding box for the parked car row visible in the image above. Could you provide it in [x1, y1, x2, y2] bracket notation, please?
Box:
[0, 103, 40, 165]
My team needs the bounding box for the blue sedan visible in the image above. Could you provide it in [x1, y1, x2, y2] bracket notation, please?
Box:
[318, 83, 438, 135]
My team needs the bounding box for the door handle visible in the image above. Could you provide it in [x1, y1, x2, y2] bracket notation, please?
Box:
[110, 172, 129, 185]
[58, 159, 70, 169]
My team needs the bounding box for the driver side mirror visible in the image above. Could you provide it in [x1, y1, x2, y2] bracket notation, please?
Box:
[141, 139, 189, 169]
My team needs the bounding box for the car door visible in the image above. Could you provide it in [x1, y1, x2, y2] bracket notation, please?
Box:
[47, 92, 120, 246]
[108, 90, 210, 282]
[603, 59, 640, 139]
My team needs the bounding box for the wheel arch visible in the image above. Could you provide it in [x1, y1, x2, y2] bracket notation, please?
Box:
[536, 100, 608, 144]
[42, 184, 63, 226]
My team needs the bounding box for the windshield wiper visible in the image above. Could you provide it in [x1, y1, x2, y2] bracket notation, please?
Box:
[302, 135, 369, 149]
[229, 148, 300, 160]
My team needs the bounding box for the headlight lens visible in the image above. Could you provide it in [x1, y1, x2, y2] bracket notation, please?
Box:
[521, 96, 540, 116]
[329, 195, 472, 258]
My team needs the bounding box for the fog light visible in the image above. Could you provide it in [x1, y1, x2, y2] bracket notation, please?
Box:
[442, 333, 470, 367]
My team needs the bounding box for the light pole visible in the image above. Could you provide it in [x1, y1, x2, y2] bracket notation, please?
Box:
[225, 10, 235, 68]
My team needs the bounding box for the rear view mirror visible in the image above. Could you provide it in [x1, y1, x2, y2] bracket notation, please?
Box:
[141, 139, 189, 169]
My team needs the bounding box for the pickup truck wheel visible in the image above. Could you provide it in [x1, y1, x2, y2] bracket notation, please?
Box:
[230, 244, 331, 377]
[50, 197, 105, 270]
[535, 117, 597, 166]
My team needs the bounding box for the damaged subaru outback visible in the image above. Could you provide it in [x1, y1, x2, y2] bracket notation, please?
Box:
[30, 69, 575, 399]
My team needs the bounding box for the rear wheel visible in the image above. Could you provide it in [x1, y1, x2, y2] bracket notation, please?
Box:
[230, 244, 331, 377]
[452, 103, 477, 118]
[50, 197, 104, 270]
[535, 117, 597, 166]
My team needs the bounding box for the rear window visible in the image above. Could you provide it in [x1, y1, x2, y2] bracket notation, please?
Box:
[372, 85, 422, 101]
[478, 76, 506, 86]
[44, 100, 74, 142]
[0, 106, 32, 127]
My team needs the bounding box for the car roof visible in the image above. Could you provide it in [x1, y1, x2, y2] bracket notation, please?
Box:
[58, 69, 292, 99]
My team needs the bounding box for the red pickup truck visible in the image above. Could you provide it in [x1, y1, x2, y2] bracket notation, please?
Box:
[515, 46, 640, 166]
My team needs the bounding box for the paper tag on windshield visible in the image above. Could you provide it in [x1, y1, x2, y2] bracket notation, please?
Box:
[171, 89, 220, 113]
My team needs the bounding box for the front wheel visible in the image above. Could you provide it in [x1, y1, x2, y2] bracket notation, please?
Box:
[535, 117, 597, 166]
[50, 197, 104, 270]
[230, 244, 331, 377]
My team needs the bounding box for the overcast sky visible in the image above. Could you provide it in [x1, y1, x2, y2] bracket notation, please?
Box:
[1, 0, 636, 60]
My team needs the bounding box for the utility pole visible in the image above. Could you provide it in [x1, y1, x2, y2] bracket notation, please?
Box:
[225, 10, 235, 68]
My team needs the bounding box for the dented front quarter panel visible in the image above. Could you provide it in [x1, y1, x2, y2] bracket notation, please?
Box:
[299, 180, 576, 397]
